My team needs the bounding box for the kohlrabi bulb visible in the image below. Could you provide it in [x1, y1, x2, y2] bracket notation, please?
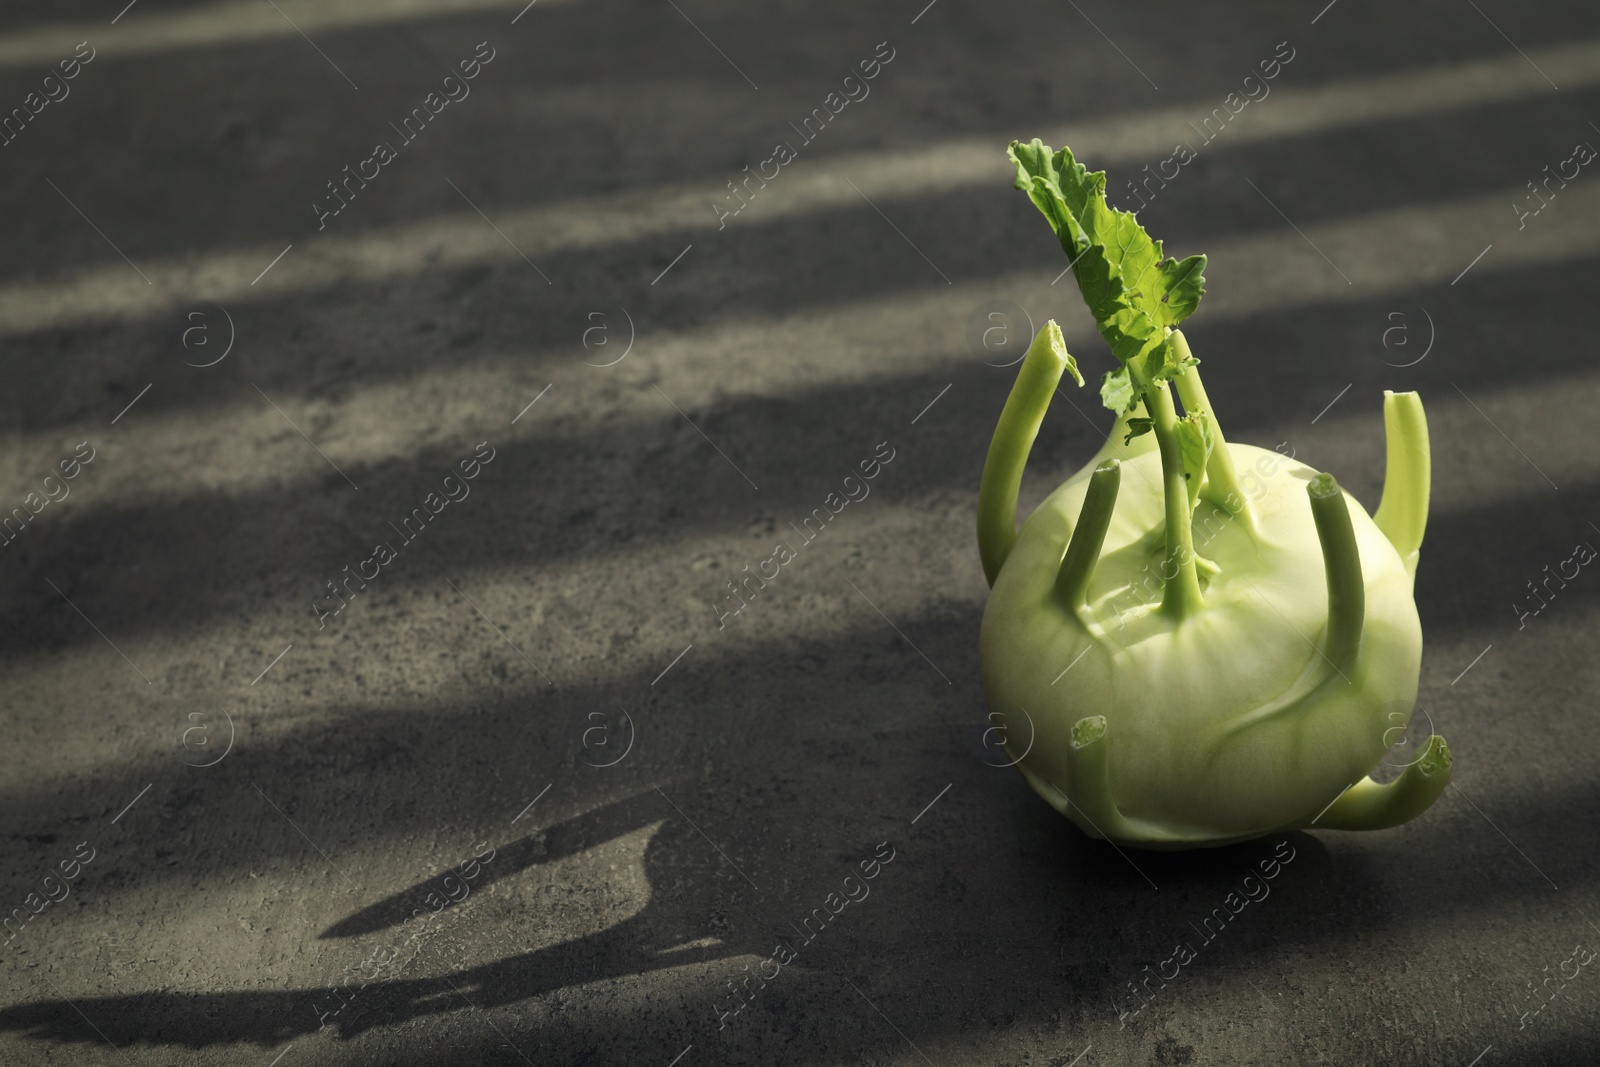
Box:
[977, 140, 1451, 849]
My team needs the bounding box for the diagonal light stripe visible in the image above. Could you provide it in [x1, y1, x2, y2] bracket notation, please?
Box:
[10, 37, 1600, 336]
[0, 0, 573, 67]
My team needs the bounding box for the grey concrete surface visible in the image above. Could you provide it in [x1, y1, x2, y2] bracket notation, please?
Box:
[0, 0, 1596, 1064]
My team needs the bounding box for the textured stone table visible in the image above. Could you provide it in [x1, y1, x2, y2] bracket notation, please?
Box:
[0, 1, 1595, 1063]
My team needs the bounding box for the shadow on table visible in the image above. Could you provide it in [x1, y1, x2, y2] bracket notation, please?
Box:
[0, 799, 1333, 1053]
[8, 770, 1577, 1064]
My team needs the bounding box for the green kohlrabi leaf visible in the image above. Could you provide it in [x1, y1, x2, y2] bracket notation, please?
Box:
[1008, 139, 1206, 408]
[1099, 348, 1199, 415]
[1101, 366, 1137, 414]
[1122, 416, 1154, 445]
[1176, 408, 1215, 510]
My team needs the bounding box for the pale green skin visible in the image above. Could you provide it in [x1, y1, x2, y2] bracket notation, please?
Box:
[981, 443, 1421, 846]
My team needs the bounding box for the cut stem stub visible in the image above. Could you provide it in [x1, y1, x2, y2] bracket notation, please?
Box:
[1171, 332, 1254, 528]
[1307, 472, 1365, 673]
[978, 321, 1080, 587]
[1306, 736, 1452, 830]
[1057, 459, 1121, 615]
[1373, 390, 1430, 583]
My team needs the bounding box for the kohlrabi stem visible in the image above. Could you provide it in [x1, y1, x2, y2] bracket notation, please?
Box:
[1306, 735, 1452, 831]
[1085, 403, 1161, 469]
[1056, 459, 1121, 614]
[1059, 714, 1139, 842]
[978, 321, 1074, 587]
[1307, 473, 1365, 672]
[1145, 381, 1205, 619]
[1372, 390, 1430, 584]
[1170, 331, 1253, 527]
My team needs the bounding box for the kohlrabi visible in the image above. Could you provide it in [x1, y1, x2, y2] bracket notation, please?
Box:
[979, 139, 1450, 849]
